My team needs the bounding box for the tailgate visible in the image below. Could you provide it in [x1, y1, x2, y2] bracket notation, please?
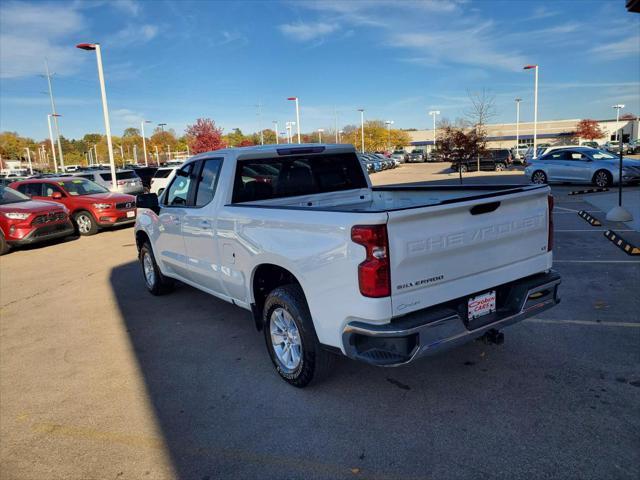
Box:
[387, 187, 552, 317]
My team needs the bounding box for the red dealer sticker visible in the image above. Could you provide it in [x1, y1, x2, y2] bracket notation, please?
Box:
[468, 291, 496, 320]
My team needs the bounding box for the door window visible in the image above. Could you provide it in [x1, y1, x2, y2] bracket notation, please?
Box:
[195, 158, 223, 207]
[567, 151, 588, 161]
[164, 163, 194, 206]
[43, 183, 65, 197]
[16, 183, 42, 197]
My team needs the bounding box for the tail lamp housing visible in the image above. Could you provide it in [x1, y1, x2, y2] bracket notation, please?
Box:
[351, 224, 391, 297]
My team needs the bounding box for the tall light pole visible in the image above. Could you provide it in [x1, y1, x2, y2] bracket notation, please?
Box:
[24, 148, 33, 175]
[255, 102, 264, 145]
[612, 104, 625, 143]
[154, 145, 159, 164]
[515, 98, 522, 158]
[76, 43, 118, 191]
[428, 110, 440, 154]
[273, 121, 279, 144]
[524, 64, 539, 156]
[334, 107, 339, 143]
[317, 128, 324, 143]
[167, 144, 171, 162]
[43, 59, 65, 170]
[385, 120, 394, 152]
[141, 120, 151, 167]
[158, 123, 167, 132]
[47, 114, 61, 173]
[287, 97, 301, 143]
[358, 108, 365, 153]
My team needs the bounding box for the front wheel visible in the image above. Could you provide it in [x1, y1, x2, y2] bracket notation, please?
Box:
[139, 242, 175, 295]
[264, 285, 334, 387]
[531, 170, 547, 184]
[495, 162, 506, 171]
[0, 232, 10, 256]
[593, 170, 612, 188]
[73, 211, 98, 236]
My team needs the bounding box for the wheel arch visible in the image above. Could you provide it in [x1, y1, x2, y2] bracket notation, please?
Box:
[135, 229, 150, 252]
[250, 263, 304, 332]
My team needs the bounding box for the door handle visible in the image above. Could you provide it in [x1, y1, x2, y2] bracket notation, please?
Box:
[199, 220, 211, 229]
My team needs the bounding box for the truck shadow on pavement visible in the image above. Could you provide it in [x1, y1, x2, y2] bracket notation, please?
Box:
[109, 259, 637, 480]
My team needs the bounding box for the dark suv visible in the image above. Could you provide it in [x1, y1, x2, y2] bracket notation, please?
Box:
[451, 149, 513, 172]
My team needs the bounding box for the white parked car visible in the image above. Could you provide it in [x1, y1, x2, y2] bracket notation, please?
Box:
[149, 167, 177, 195]
[73, 169, 144, 195]
[134, 144, 561, 387]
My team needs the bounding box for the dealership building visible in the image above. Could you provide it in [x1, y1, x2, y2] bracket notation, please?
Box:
[407, 117, 640, 152]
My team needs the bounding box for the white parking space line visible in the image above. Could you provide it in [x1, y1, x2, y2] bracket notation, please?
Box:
[526, 318, 640, 328]
[554, 260, 640, 264]
[553, 212, 604, 215]
[555, 229, 636, 232]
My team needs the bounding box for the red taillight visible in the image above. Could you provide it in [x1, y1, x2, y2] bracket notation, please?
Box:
[351, 225, 390, 298]
[547, 194, 554, 252]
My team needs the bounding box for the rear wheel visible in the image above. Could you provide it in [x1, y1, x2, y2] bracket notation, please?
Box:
[593, 170, 612, 188]
[264, 284, 334, 387]
[495, 162, 506, 171]
[139, 242, 175, 295]
[73, 211, 98, 236]
[531, 170, 547, 184]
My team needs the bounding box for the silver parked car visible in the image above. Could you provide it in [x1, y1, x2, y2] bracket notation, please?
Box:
[73, 169, 144, 194]
[525, 147, 640, 187]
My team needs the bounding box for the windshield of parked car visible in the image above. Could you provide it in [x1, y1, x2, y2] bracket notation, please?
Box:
[0, 186, 30, 204]
[59, 179, 109, 195]
[590, 150, 617, 160]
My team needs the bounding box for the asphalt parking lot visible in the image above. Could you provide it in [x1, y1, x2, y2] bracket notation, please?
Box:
[1, 164, 639, 480]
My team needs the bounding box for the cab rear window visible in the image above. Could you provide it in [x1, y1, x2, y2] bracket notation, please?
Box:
[232, 152, 368, 203]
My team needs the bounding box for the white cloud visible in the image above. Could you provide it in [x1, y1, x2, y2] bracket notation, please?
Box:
[590, 36, 640, 60]
[0, 1, 84, 78]
[390, 21, 527, 72]
[111, 108, 145, 126]
[278, 22, 338, 42]
[107, 24, 159, 47]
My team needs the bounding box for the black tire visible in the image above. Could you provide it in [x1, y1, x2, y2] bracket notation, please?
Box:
[73, 210, 98, 236]
[495, 162, 506, 171]
[531, 170, 547, 184]
[263, 284, 334, 387]
[139, 242, 175, 295]
[0, 232, 10, 256]
[592, 170, 612, 188]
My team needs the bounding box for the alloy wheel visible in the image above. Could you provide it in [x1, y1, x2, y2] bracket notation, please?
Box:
[270, 307, 302, 372]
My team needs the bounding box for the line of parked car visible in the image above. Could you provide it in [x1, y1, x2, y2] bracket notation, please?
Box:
[0, 163, 184, 255]
[359, 153, 400, 173]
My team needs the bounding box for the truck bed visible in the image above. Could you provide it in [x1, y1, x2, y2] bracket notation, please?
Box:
[230, 184, 547, 213]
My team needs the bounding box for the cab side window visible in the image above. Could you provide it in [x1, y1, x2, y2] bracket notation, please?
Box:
[164, 163, 194, 206]
[195, 158, 222, 207]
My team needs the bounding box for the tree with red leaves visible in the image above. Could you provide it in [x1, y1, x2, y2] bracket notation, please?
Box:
[575, 119, 605, 141]
[239, 139, 255, 147]
[185, 118, 226, 154]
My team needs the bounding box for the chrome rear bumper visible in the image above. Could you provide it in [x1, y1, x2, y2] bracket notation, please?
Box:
[342, 270, 561, 366]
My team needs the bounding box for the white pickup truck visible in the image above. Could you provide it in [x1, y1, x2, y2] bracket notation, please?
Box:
[134, 144, 561, 387]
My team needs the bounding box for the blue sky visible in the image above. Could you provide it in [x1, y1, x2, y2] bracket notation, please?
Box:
[1, 0, 639, 141]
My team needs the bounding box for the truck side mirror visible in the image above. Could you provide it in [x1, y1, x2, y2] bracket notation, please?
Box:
[136, 193, 160, 214]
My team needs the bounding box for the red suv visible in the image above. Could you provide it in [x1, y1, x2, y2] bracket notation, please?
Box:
[0, 186, 74, 255]
[10, 177, 137, 236]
